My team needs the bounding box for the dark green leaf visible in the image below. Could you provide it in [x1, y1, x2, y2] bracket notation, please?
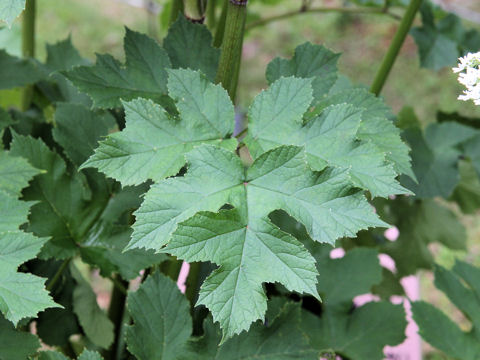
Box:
[0, 49, 46, 89]
[52, 103, 116, 166]
[63, 28, 171, 109]
[10, 133, 109, 259]
[82, 69, 236, 186]
[0, 315, 40, 360]
[164, 15, 220, 81]
[266, 42, 339, 101]
[126, 272, 192, 360]
[71, 265, 114, 349]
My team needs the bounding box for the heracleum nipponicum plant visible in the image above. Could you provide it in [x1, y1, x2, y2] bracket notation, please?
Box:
[1, 0, 480, 358]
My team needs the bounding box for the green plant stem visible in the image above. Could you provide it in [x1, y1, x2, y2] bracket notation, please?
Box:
[215, 0, 247, 101]
[105, 276, 129, 360]
[207, 0, 217, 29]
[46, 258, 71, 292]
[166, 258, 183, 280]
[213, 0, 228, 47]
[370, 0, 422, 96]
[21, 0, 36, 111]
[245, 5, 400, 31]
[185, 262, 201, 307]
[184, 0, 204, 22]
[169, 0, 184, 25]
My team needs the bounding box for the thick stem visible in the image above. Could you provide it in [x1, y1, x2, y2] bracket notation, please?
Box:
[370, 0, 422, 96]
[213, 0, 228, 47]
[206, 0, 217, 29]
[169, 0, 184, 25]
[184, 0, 204, 22]
[21, 0, 36, 111]
[245, 6, 400, 31]
[215, 0, 247, 101]
[104, 276, 129, 360]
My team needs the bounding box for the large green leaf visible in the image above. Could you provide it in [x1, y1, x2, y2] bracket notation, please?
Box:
[52, 103, 116, 167]
[0, 230, 57, 325]
[0, 191, 58, 325]
[0, 0, 24, 26]
[401, 122, 477, 198]
[126, 272, 192, 360]
[81, 69, 236, 186]
[152, 144, 385, 338]
[412, 262, 480, 360]
[10, 133, 109, 259]
[266, 42, 339, 101]
[43, 37, 91, 105]
[164, 15, 220, 81]
[315, 88, 413, 178]
[126, 272, 319, 359]
[188, 303, 318, 359]
[71, 265, 114, 349]
[0, 315, 40, 360]
[301, 245, 407, 360]
[63, 28, 171, 109]
[245, 77, 410, 197]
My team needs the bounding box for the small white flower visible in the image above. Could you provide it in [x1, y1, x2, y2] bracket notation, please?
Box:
[454, 51, 480, 106]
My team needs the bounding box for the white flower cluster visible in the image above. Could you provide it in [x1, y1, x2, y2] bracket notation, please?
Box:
[453, 52, 480, 105]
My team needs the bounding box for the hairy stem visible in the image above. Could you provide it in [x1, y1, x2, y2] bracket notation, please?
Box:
[169, 0, 184, 25]
[215, 0, 248, 101]
[370, 0, 422, 96]
[104, 276, 129, 360]
[21, 0, 36, 111]
[213, 0, 228, 47]
[246, 5, 400, 31]
[46, 258, 71, 292]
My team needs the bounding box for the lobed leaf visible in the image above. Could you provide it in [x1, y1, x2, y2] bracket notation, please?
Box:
[139, 144, 386, 338]
[164, 15, 220, 81]
[63, 28, 171, 109]
[0, 154, 58, 325]
[81, 69, 236, 186]
[245, 77, 410, 197]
